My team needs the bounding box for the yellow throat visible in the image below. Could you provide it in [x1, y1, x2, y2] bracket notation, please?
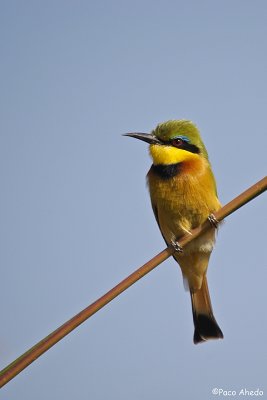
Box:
[149, 144, 200, 165]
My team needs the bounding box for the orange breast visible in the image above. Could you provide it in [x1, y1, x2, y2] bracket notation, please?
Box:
[147, 157, 221, 238]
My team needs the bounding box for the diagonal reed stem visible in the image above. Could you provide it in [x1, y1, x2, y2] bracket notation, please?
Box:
[0, 176, 266, 388]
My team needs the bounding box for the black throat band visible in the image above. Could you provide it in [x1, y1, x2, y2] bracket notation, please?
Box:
[151, 163, 181, 179]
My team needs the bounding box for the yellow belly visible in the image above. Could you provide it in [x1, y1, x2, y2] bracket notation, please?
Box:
[147, 158, 221, 290]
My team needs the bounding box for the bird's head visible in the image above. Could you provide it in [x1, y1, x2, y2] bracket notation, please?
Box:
[124, 120, 209, 165]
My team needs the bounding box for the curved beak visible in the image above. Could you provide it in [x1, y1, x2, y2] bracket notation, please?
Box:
[123, 132, 161, 145]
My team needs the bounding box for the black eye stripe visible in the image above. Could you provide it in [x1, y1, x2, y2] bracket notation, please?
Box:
[179, 142, 200, 154]
[161, 138, 200, 154]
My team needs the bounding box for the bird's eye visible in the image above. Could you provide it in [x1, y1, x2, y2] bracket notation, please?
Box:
[171, 138, 183, 147]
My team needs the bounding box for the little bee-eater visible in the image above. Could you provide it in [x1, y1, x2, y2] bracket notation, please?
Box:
[125, 120, 223, 344]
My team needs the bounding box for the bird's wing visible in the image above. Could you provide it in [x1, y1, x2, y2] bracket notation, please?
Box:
[151, 201, 169, 246]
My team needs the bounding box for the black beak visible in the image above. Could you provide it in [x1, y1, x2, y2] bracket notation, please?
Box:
[123, 132, 161, 145]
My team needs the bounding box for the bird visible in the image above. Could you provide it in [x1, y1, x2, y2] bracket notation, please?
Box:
[124, 120, 223, 344]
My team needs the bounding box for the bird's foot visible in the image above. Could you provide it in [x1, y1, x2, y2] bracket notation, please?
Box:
[170, 239, 183, 253]
[208, 213, 219, 229]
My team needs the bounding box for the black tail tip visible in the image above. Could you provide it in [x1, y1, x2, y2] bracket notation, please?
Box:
[193, 314, 224, 344]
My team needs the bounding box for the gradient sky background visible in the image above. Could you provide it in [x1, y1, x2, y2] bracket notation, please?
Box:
[0, 1, 266, 399]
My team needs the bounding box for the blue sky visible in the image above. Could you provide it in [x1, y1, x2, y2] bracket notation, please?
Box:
[0, 1, 266, 399]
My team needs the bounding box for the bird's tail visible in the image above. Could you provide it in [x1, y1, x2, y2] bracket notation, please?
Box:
[190, 276, 223, 344]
